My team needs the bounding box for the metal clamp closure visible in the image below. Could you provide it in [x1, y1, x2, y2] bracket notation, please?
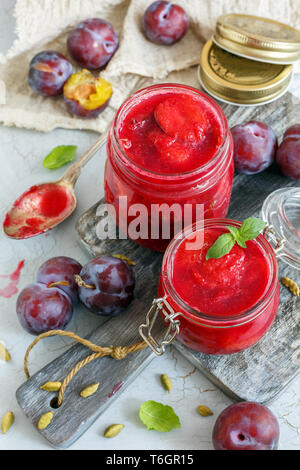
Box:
[263, 224, 285, 255]
[139, 296, 182, 356]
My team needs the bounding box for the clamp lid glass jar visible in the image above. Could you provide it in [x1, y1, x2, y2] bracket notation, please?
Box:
[140, 218, 280, 355]
[139, 187, 300, 355]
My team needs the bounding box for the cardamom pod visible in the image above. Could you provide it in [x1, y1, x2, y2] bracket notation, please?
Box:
[40, 381, 62, 392]
[161, 374, 172, 393]
[281, 277, 300, 296]
[197, 405, 213, 416]
[38, 412, 54, 430]
[113, 254, 136, 266]
[80, 382, 100, 398]
[0, 343, 11, 361]
[104, 424, 125, 438]
[1, 411, 14, 434]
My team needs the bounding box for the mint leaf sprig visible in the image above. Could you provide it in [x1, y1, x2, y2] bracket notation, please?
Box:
[206, 217, 267, 260]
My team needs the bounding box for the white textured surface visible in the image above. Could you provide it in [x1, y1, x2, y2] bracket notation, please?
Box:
[0, 0, 300, 451]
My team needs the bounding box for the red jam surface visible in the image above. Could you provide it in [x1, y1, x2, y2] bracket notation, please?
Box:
[172, 228, 271, 316]
[118, 92, 225, 174]
[158, 222, 280, 354]
[3, 183, 74, 238]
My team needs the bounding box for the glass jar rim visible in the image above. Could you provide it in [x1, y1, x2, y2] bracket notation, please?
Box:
[111, 83, 229, 181]
[161, 218, 279, 327]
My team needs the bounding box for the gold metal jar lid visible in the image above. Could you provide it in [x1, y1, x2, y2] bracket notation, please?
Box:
[213, 14, 300, 64]
[199, 40, 293, 106]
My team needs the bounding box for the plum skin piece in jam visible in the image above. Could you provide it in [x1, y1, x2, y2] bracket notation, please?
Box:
[143, 1, 189, 45]
[104, 84, 234, 252]
[28, 50, 73, 97]
[212, 402, 279, 450]
[63, 69, 113, 118]
[158, 219, 280, 355]
[67, 18, 119, 69]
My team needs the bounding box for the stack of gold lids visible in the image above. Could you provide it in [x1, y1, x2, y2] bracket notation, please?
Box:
[198, 14, 300, 106]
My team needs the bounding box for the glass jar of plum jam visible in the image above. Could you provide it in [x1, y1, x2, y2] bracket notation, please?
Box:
[105, 84, 234, 252]
[140, 219, 281, 355]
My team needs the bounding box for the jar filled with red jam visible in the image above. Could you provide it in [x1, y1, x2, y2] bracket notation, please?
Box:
[142, 219, 280, 355]
[105, 84, 234, 251]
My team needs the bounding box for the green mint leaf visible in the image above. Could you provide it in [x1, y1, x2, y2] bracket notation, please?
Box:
[43, 145, 77, 169]
[205, 218, 267, 261]
[238, 217, 267, 241]
[226, 226, 239, 239]
[226, 226, 247, 248]
[206, 233, 235, 260]
[235, 237, 247, 248]
[139, 400, 181, 432]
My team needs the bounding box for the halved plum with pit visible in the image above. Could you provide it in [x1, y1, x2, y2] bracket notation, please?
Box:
[155, 95, 207, 142]
[63, 69, 113, 118]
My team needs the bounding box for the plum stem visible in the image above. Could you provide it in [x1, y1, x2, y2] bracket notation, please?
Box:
[74, 274, 95, 289]
[47, 280, 69, 288]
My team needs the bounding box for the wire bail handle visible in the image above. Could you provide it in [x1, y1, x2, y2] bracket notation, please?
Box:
[263, 224, 285, 256]
[139, 296, 182, 356]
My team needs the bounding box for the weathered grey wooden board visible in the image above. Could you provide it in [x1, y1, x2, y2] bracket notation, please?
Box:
[16, 89, 300, 448]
